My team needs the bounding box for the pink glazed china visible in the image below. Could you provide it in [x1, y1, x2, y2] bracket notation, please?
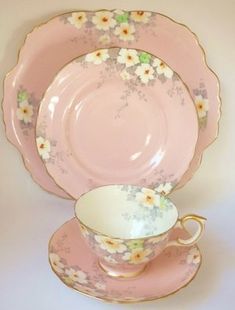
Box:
[49, 217, 202, 303]
[36, 48, 198, 199]
[2, 10, 220, 198]
[75, 185, 206, 278]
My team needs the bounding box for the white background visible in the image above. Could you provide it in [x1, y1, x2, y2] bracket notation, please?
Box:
[0, 0, 234, 309]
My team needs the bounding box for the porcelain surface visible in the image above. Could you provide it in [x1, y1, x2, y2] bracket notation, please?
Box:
[36, 48, 198, 198]
[75, 185, 205, 277]
[49, 218, 202, 303]
[2, 10, 220, 198]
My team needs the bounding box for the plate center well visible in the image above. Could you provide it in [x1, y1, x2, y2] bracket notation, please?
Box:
[66, 79, 167, 180]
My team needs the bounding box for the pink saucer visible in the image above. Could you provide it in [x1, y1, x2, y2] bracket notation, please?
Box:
[36, 48, 198, 199]
[2, 10, 220, 198]
[49, 218, 201, 303]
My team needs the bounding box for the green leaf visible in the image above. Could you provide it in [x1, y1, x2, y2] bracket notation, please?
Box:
[127, 240, 144, 250]
[17, 90, 28, 102]
[139, 52, 151, 64]
[116, 13, 129, 23]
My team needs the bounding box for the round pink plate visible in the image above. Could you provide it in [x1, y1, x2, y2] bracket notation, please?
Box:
[49, 218, 201, 303]
[36, 48, 198, 199]
[2, 10, 220, 198]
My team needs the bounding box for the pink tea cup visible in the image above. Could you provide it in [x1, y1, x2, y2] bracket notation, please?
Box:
[75, 185, 206, 278]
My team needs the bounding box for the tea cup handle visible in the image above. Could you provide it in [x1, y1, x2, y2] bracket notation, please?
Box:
[166, 214, 206, 247]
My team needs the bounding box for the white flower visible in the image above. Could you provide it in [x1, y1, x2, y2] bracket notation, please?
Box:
[114, 23, 135, 41]
[195, 95, 209, 118]
[135, 64, 155, 84]
[98, 34, 111, 45]
[65, 268, 88, 284]
[186, 248, 201, 265]
[135, 188, 160, 208]
[67, 12, 87, 29]
[49, 253, 64, 274]
[120, 70, 132, 81]
[117, 48, 140, 67]
[103, 255, 118, 264]
[94, 235, 127, 254]
[92, 11, 116, 30]
[36, 136, 51, 160]
[153, 58, 173, 79]
[16, 100, 33, 124]
[130, 11, 151, 23]
[155, 183, 173, 195]
[95, 282, 106, 290]
[122, 248, 152, 264]
[85, 49, 110, 65]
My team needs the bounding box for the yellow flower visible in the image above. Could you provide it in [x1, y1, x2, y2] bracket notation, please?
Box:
[153, 58, 173, 79]
[85, 49, 110, 65]
[16, 100, 33, 124]
[195, 95, 209, 118]
[114, 23, 135, 41]
[135, 64, 155, 84]
[135, 188, 160, 208]
[122, 248, 152, 264]
[92, 11, 116, 30]
[130, 11, 151, 23]
[67, 12, 87, 29]
[117, 48, 140, 67]
[94, 235, 127, 254]
[36, 136, 51, 160]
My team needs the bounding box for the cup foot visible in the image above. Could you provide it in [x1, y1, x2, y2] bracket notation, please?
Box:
[98, 260, 147, 279]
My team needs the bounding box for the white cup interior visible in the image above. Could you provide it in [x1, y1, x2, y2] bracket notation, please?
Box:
[75, 185, 178, 239]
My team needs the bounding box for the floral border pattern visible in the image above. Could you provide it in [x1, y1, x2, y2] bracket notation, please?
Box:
[16, 88, 37, 135]
[193, 82, 209, 128]
[63, 10, 155, 43]
[36, 47, 179, 166]
[49, 224, 201, 303]
[80, 222, 169, 266]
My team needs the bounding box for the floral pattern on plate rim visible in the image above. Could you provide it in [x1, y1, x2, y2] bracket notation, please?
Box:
[48, 224, 201, 302]
[60, 10, 210, 125]
[16, 88, 37, 134]
[36, 47, 189, 193]
[64, 10, 154, 43]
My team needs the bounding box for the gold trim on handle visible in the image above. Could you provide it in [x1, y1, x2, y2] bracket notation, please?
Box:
[167, 214, 206, 247]
[178, 214, 206, 246]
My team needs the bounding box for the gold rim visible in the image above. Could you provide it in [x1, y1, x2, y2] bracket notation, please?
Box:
[36, 45, 199, 199]
[48, 217, 202, 304]
[2, 9, 221, 199]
